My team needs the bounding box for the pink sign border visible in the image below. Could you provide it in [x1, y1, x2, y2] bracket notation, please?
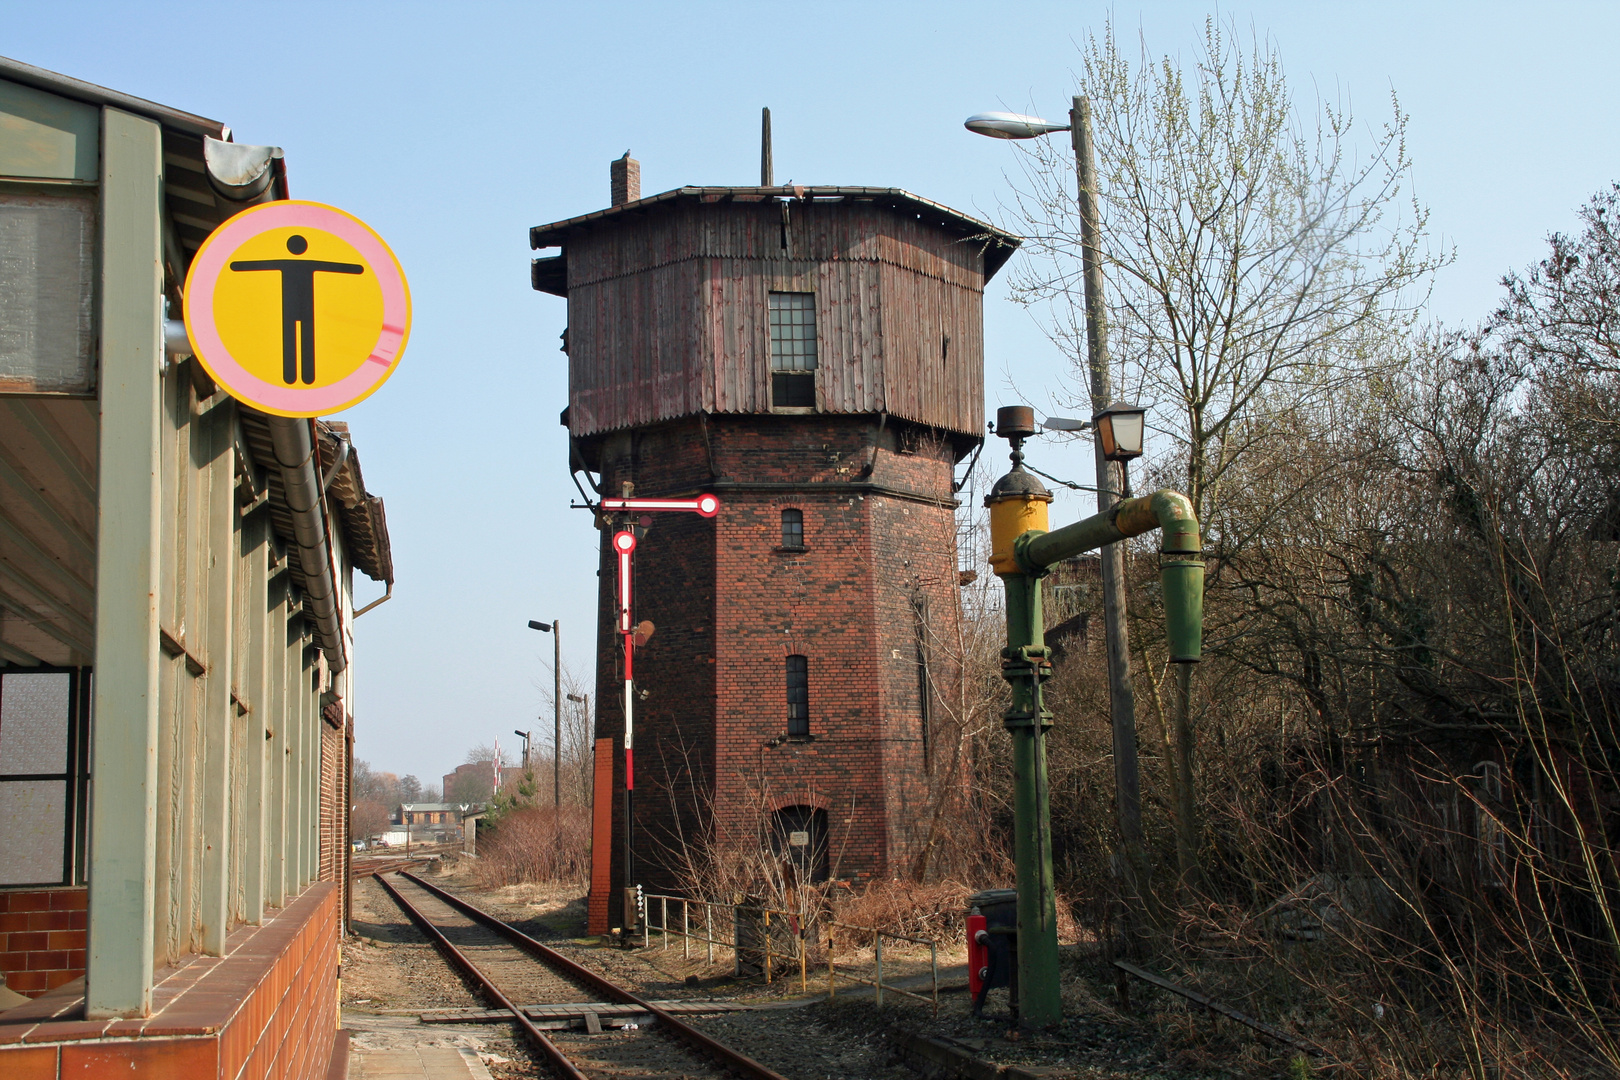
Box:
[184, 201, 410, 417]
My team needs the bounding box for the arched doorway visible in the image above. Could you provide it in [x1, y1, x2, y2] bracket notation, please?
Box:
[770, 805, 829, 884]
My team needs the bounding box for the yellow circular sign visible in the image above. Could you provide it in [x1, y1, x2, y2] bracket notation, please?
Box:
[183, 201, 410, 417]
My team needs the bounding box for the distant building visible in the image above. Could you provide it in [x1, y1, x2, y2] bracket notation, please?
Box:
[393, 802, 479, 844]
[442, 761, 526, 801]
[394, 803, 464, 827]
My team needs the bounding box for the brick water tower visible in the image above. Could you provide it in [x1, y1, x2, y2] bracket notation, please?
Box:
[530, 152, 1019, 927]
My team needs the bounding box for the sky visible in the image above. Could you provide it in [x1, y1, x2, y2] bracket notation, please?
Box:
[7, 2, 1619, 784]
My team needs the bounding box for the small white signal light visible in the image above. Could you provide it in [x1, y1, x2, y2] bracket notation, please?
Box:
[696, 493, 720, 517]
[613, 530, 637, 554]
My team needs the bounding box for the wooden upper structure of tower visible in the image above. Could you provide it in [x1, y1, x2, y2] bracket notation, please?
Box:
[530, 161, 1021, 459]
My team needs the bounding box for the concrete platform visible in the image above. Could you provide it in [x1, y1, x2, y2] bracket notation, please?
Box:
[344, 1013, 498, 1080]
[349, 1046, 493, 1080]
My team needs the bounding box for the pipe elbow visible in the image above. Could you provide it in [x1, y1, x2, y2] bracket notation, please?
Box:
[1111, 489, 1199, 551]
[1148, 490, 1201, 554]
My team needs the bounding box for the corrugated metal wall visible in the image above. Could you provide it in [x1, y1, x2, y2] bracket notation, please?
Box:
[566, 200, 987, 439]
[147, 366, 332, 968]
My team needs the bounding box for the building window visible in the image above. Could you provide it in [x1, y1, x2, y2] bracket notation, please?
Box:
[781, 508, 804, 549]
[0, 669, 91, 886]
[785, 654, 809, 737]
[769, 292, 817, 407]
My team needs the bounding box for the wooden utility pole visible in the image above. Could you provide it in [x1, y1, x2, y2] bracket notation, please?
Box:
[1070, 96, 1147, 883]
[552, 619, 561, 809]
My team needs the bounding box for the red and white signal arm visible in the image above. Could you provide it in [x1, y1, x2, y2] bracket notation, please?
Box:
[600, 494, 719, 518]
[612, 530, 636, 633]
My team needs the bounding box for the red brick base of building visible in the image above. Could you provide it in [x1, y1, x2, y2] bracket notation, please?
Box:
[1, 890, 88, 998]
[0, 883, 343, 1080]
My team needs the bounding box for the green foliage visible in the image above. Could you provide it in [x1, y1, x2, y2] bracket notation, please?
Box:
[480, 770, 538, 833]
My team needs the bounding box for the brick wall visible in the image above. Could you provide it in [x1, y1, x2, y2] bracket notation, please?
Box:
[0, 889, 87, 997]
[589, 414, 966, 904]
[588, 737, 614, 935]
[318, 714, 343, 884]
[0, 883, 340, 1080]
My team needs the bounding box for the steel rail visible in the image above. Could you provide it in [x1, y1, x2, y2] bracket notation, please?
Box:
[352, 857, 431, 880]
[400, 870, 793, 1080]
[375, 873, 588, 1080]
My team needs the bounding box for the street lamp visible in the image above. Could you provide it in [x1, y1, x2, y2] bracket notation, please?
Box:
[964, 111, 1072, 139]
[513, 729, 532, 772]
[1093, 401, 1146, 462]
[969, 96, 1146, 1028]
[527, 619, 562, 809]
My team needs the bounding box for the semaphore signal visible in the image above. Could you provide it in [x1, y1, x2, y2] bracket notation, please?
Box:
[599, 493, 720, 929]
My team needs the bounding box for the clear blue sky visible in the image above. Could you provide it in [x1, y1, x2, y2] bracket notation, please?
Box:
[8, 2, 1617, 784]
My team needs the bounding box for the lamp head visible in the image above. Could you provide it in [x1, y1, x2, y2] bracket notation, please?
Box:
[528, 619, 552, 633]
[965, 111, 1071, 140]
[1093, 402, 1147, 462]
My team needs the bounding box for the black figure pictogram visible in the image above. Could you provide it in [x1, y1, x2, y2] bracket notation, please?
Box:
[230, 234, 364, 385]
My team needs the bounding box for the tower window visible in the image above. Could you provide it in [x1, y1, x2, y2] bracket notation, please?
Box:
[781, 509, 804, 549]
[785, 654, 809, 736]
[769, 292, 817, 407]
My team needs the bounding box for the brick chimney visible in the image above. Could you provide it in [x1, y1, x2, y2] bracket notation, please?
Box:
[610, 152, 640, 206]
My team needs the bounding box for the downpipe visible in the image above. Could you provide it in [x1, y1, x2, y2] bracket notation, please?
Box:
[267, 416, 346, 673]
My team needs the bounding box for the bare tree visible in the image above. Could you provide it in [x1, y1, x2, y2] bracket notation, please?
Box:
[534, 660, 596, 805]
[998, 19, 1445, 887]
[464, 744, 516, 767]
[1004, 18, 1445, 535]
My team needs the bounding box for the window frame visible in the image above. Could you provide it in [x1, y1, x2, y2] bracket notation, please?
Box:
[768, 291, 818, 410]
[785, 654, 810, 738]
[0, 666, 92, 888]
[780, 508, 805, 550]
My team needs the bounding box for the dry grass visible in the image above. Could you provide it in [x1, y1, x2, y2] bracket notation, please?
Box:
[468, 805, 590, 889]
[825, 878, 1080, 949]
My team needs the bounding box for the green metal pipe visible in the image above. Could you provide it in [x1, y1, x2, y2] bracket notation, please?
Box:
[1016, 489, 1204, 662]
[1018, 489, 1199, 568]
[988, 484, 1202, 1029]
[1000, 573, 1062, 1028]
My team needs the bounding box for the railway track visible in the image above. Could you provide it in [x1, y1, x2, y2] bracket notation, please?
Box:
[352, 856, 433, 879]
[376, 871, 793, 1080]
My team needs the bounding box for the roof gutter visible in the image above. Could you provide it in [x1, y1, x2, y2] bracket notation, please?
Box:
[267, 417, 346, 673]
[193, 137, 345, 672]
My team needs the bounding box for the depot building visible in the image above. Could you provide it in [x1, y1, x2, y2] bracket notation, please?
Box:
[0, 58, 394, 1078]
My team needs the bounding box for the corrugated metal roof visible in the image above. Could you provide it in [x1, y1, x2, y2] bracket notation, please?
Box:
[530, 186, 1022, 281]
[317, 422, 394, 585]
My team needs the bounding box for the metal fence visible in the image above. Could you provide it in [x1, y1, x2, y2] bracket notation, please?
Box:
[640, 893, 938, 1013]
[825, 922, 938, 1015]
[643, 893, 811, 990]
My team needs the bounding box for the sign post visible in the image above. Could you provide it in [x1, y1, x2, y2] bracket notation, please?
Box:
[599, 492, 719, 933]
